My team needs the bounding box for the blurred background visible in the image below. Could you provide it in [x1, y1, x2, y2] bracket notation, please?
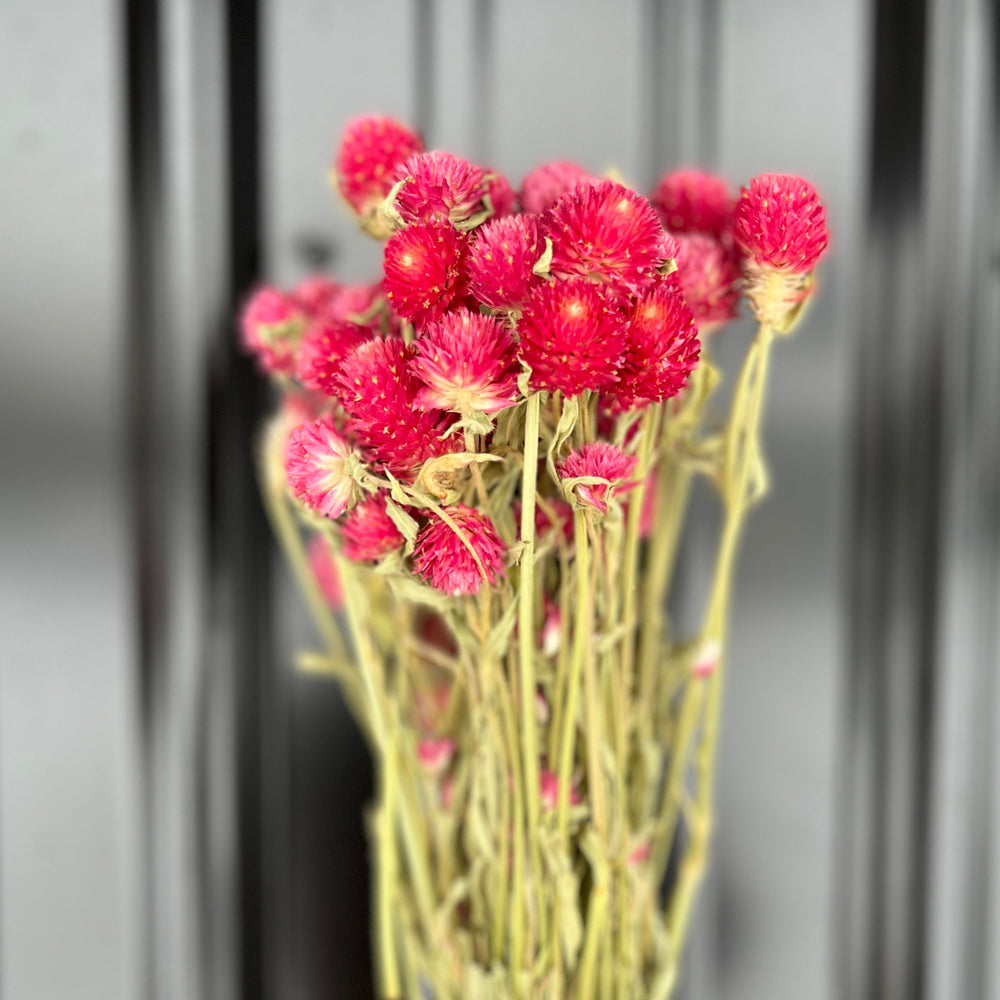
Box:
[1, 1, 996, 999]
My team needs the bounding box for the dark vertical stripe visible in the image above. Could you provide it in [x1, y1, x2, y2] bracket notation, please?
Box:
[843, 0, 933, 997]
[205, 0, 274, 997]
[123, 0, 164, 995]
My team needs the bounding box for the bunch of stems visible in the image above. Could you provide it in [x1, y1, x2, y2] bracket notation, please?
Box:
[263, 317, 778, 1000]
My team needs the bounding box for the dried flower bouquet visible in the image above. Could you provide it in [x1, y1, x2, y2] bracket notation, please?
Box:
[241, 115, 829, 1000]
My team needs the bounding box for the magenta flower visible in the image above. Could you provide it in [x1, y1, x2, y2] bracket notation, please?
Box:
[285, 417, 361, 519]
[335, 114, 423, 216]
[557, 442, 637, 514]
[307, 535, 344, 610]
[383, 219, 467, 324]
[238, 286, 304, 376]
[412, 309, 520, 414]
[412, 506, 505, 596]
[732, 173, 829, 273]
[466, 214, 544, 311]
[517, 279, 628, 397]
[394, 150, 489, 227]
[519, 160, 597, 214]
[674, 233, 741, 328]
[341, 494, 406, 563]
[650, 168, 733, 238]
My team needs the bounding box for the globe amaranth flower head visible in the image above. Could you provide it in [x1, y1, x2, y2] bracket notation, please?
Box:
[544, 180, 666, 290]
[411, 308, 520, 415]
[335, 114, 423, 216]
[674, 233, 741, 330]
[383, 219, 467, 324]
[557, 442, 638, 515]
[296, 316, 374, 396]
[733, 173, 828, 273]
[412, 505, 506, 596]
[341, 494, 406, 563]
[650, 169, 733, 239]
[285, 417, 363, 519]
[517, 279, 628, 397]
[519, 160, 597, 214]
[334, 338, 458, 477]
[239, 286, 305, 376]
[613, 277, 700, 408]
[394, 151, 492, 228]
[466, 214, 544, 311]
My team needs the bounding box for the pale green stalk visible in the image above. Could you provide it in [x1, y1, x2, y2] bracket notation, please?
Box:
[517, 392, 545, 950]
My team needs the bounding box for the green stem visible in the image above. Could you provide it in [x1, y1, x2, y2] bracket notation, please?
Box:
[665, 323, 775, 967]
[556, 508, 592, 842]
[517, 391, 545, 948]
[375, 741, 402, 999]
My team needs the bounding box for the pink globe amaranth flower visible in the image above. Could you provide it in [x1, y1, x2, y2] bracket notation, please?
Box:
[285, 417, 362, 519]
[296, 316, 374, 395]
[412, 505, 505, 596]
[335, 338, 458, 477]
[292, 276, 341, 318]
[383, 219, 467, 324]
[484, 170, 516, 218]
[335, 114, 424, 215]
[732, 173, 829, 273]
[541, 598, 561, 658]
[650, 168, 733, 238]
[394, 151, 490, 227]
[466, 214, 544, 311]
[416, 737, 456, 776]
[411, 308, 520, 414]
[517, 279, 628, 396]
[519, 160, 597, 214]
[557, 442, 637, 514]
[341, 494, 406, 562]
[674, 233, 741, 329]
[307, 535, 344, 610]
[540, 768, 582, 810]
[613, 279, 701, 407]
[544, 181, 666, 290]
[238, 286, 305, 375]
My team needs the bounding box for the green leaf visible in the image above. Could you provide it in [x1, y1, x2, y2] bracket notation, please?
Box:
[383, 497, 420, 551]
[546, 395, 579, 483]
[484, 597, 520, 660]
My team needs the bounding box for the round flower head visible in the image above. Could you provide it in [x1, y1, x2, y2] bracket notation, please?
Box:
[614, 278, 700, 407]
[335, 114, 424, 216]
[341, 494, 406, 562]
[296, 316, 373, 395]
[285, 417, 362, 519]
[308, 535, 344, 610]
[412, 309, 520, 414]
[484, 170, 516, 218]
[466, 214, 544, 311]
[293, 275, 341, 318]
[412, 506, 506, 596]
[238, 286, 304, 375]
[674, 233, 741, 329]
[557, 442, 637, 514]
[650, 169, 732, 238]
[394, 151, 489, 228]
[545, 180, 666, 290]
[329, 281, 383, 322]
[334, 338, 457, 476]
[520, 160, 596, 214]
[383, 219, 467, 324]
[732, 173, 828, 273]
[517, 279, 628, 396]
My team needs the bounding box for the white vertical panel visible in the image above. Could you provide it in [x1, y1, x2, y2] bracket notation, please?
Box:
[0, 2, 135, 1000]
[709, 1, 868, 1000]
[266, 0, 419, 285]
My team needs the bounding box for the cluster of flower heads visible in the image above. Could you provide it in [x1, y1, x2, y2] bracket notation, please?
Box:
[240, 114, 829, 597]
